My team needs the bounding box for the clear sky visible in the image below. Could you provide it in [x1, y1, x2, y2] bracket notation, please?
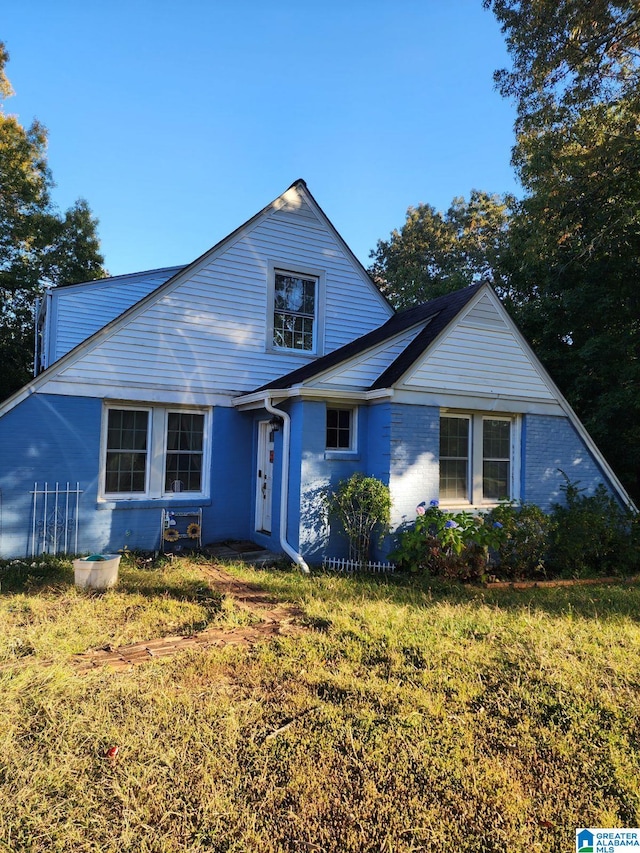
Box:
[2, 0, 519, 277]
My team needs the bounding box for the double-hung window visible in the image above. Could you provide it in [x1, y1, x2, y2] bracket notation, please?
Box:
[267, 263, 325, 356]
[105, 408, 150, 495]
[165, 412, 204, 493]
[273, 271, 317, 352]
[439, 415, 470, 501]
[102, 405, 208, 500]
[439, 413, 517, 505]
[482, 418, 511, 502]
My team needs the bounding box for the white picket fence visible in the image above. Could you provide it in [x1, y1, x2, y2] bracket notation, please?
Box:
[322, 556, 396, 574]
[30, 482, 82, 556]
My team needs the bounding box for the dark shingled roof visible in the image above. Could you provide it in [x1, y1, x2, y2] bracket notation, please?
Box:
[255, 283, 484, 393]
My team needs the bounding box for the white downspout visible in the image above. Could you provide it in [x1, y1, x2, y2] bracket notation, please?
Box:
[264, 397, 310, 574]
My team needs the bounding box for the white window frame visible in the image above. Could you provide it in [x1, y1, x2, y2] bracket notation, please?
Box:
[266, 261, 326, 356]
[439, 411, 520, 507]
[101, 405, 153, 499]
[100, 404, 211, 501]
[439, 413, 471, 503]
[325, 405, 357, 453]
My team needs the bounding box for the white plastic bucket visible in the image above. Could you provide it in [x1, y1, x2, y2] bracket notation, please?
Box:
[73, 555, 121, 589]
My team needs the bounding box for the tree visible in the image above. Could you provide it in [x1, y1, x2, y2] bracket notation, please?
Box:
[369, 190, 512, 309]
[0, 42, 106, 400]
[485, 0, 640, 501]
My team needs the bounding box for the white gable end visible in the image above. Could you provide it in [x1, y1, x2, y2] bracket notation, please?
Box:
[307, 322, 428, 390]
[40, 184, 392, 400]
[400, 292, 556, 402]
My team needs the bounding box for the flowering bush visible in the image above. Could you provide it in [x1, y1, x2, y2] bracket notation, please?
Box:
[391, 501, 506, 581]
[392, 477, 639, 583]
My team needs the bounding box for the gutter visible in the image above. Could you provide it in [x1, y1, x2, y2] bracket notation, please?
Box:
[263, 397, 310, 574]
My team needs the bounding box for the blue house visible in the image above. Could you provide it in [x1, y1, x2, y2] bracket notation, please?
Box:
[0, 180, 632, 566]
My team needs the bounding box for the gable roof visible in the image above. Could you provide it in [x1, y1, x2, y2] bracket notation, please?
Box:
[249, 281, 634, 511]
[255, 284, 483, 392]
[55, 265, 188, 290]
[0, 180, 392, 418]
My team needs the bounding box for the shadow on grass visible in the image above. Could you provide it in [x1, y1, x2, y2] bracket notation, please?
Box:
[0, 556, 223, 616]
[304, 568, 640, 623]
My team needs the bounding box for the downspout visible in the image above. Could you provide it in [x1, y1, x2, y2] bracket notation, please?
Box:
[264, 397, 310, 574]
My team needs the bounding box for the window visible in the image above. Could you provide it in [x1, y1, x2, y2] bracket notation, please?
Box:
[273, 271, 317, 351]
[105, 409, 150, 495]
[482, 418, 511, 502]
[165, 412, 204, 493]
[326, 407, 354, 450]
[267, 263, 325, 356]
[102, 405, 208, 499]
[439, 413, 517, 505]
[439, 416, 470, 501]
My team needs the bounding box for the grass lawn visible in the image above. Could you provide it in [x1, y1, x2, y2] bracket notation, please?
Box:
[1, 556, 639, 852]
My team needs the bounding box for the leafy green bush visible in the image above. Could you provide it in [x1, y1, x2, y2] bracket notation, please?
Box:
[484, 502, 551, 580]
[326, 474, 391, 563]
[391, 502, 505, 582]
[548, 476, 638, 577]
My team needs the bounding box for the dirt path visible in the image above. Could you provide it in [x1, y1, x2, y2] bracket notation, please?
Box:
[72, 565, 306, 673]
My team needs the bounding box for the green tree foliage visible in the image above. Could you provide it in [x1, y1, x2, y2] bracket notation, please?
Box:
[0, 42, 106, 400]
[485, 1, 640, 500]
[369, 190, 512, 309]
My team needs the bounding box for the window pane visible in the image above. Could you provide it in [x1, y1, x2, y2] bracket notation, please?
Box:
[483, 461, 510, 501]
[483, 420, 511, 500]
[439, 417, 469, 500]
[483, 420, 510, 460]
[326, 408, 352, 449]
[273, 272, 316, 351]
[440, 460, 469, 500]
[105, 410, 148, 493]
[165, 453, 202, 492]
[440, 417, 469, 458]
[164, 412, 205, 492]
[273, 312, 314, 350]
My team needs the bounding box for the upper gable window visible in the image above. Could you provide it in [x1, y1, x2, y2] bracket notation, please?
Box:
[267, 263, 325, 356]
[273, 271, 317, 351]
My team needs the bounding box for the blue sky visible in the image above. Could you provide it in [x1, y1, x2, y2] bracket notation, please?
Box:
[2, 1, 519, 277]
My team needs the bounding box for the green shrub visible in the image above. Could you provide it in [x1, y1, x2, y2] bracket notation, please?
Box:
[548, 475, 638, 577]
[484, 502, 551, 580]
[326, 474, 391, 563]
[391, 502, 505, 582]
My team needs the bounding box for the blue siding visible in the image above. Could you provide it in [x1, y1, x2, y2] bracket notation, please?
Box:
[205, 406, 254, 544]
[522, 414, 616, 509]
[389, 403, 440, 525]
[0, 394, 106, 557]
[297, 400, 372, 562]
[0, 394, 257, 558]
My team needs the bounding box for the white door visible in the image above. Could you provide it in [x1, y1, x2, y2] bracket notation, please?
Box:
[255, 421, 274, 533]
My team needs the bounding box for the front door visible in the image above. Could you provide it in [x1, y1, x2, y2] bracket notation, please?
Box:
[255, 421, 274, 534]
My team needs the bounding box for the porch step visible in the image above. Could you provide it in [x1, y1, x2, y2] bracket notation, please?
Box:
[203, 540, 284, 567]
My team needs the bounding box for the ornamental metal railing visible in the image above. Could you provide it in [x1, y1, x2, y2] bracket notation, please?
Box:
[30, 482, 82, 556]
